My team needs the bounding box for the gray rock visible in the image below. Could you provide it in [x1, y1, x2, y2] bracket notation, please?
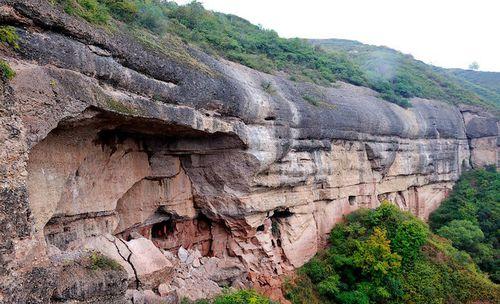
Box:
[178, 247, 189, 263]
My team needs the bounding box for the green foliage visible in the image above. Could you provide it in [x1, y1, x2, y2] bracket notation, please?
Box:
[261, 81, 276, 95]
[213, 290, 274, 304]
[102, 0, 138, 23]
[317, 274, 340, 298]
[284, 202, 500, 304]
[301, 94, 336, 109]
[302, 94, 321, 106]
[391, 219, 428, 262]
[59, 0, 111, 25]
[0, 60, 15, 80]
[52, 0, 499, 108]
[162, 1, 366, 88]
[312, 39, 499, 109]
[105, 98, 138, 115]
[185, 289, 275, 304]
[449, 69, 500, 107]
[0, 26, 19, 49]
[283, 276, 320, 304]
[437, 220, 485, 249]
[88, 251, 122, 271]
[353, 227, 401, 281]
[429, 168, 500, 282]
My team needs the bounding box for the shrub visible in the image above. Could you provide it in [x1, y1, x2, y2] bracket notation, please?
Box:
[102, 0, 138, 22]
[0, 60, 15, 80]
[429, 169, 499, 282]
[59, 0, 110, 25]
[185, 289, 275, 304]
[317, 274, 340, 298]
[437, 219, 484, 249]
[302, 94, 321, 106]
[352, 227, 401, 281]
[213, 290, 274, 304]
[284, 203, 500, 304]
[261, 81, 276, 95]
[391, 219, 428, 262]
[88, 251, 122, 271]
[0, 26, 19, 49]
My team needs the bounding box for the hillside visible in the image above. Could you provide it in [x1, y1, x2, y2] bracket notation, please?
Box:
[47, 0, 497, 109]
[285, 203, 500, 304]
[448, 69, 500, 106]
[310, 38, 500, 109]
[430, 169, 500, 283]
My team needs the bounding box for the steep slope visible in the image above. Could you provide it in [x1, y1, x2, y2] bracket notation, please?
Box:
[0, 1, 498, 303]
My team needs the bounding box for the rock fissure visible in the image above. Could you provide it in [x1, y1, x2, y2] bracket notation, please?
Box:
[117, 238, 142, 290]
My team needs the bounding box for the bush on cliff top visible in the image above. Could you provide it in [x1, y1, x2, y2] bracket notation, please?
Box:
[284, 202, 500, 304]
[429, 168, 500, 282]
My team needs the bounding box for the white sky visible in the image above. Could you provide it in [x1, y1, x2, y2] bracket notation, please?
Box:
[173, 0, 500, 72]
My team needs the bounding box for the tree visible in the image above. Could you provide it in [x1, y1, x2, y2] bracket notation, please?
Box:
[468, 61, 480, 70]
[353, 227, 402, 281]
[437, 220, 484, 250]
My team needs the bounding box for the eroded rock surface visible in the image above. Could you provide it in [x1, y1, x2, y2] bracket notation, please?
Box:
[0, 1, 498, 303]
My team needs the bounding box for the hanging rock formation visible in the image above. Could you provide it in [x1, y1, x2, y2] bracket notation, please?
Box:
[0, 1, 498, 303]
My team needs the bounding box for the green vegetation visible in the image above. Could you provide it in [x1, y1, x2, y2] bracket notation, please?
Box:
[429, 168, 500, 282]
[88, 251, 122, 271]
[302, 94, 336, 109]
[105, 98, 138, 115]
[182, 289, 275, 304]
[0, 25, 19, 81]
[57, 0, 110, 25]
[311, 39, 499, 109]
[261, 81, 276, 95]
[448, 69, 500, 108]
[52, 1, 499, 109]
[302, 94, 321, 107]
[0, 26, 19, 49]
[0, 60, 15, 80]
[284, 202, 499, 304]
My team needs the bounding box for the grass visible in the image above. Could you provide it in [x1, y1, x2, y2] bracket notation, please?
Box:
[88, 251, 122, 271]
[105, 98, 138, 115]
[261, 81, 276, 95]
[302, 94, 336, 109]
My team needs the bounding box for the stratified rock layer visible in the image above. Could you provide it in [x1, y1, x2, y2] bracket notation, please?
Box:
[0, 1, 498, 303]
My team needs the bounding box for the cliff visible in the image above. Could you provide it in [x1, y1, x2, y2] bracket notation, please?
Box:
[0, 1, 498, 303]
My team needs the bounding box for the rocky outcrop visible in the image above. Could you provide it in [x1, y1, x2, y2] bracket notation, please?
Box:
[0, 1, 498, 303]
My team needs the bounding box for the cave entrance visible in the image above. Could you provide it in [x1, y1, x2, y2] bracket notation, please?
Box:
[151, 220, 175, 239]
[270, 208, 293, 247]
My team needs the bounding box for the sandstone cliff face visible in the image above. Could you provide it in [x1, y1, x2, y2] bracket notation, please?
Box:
[0, 1, 498, 303]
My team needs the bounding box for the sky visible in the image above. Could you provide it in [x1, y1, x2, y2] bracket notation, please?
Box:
[173, 0, 500, 72]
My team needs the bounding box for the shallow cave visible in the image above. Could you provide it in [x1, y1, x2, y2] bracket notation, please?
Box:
[269, 208, 294, 246]
[27, 109, 242, 253]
